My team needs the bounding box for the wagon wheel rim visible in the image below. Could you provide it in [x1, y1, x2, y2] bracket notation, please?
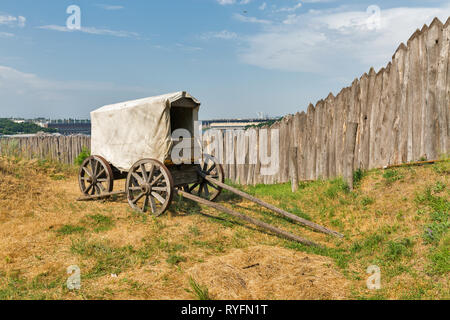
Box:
[78, 155, 114, 196]
[188, 154, 224, 201]
[126, 159, 174, 216]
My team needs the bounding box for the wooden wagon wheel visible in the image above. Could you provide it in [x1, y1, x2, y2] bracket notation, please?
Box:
[184, 154, 224, 201]
[126, 159, 174, 216]
[78, 155, 114, 196]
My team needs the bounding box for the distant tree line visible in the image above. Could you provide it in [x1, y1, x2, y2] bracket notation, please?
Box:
[244, 118, 282, 130]
[0, 119, 57, 135]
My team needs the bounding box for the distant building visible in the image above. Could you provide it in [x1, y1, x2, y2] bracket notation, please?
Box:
[201, 118, 279, 131]
[47, 119, 91, 135]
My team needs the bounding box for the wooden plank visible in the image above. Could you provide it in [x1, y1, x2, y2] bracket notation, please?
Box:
[176, 189, 319, 247]
[200, 172, 344, 238]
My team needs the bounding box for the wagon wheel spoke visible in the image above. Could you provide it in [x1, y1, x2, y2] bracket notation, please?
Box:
[149, 196, 157, 213]
[143, 195, 149, 212]
[94, 160, 100, 177]
[189, 183, 199, 193]
[152, 186, 167, 192]
[206, 163, 216, 174]
[96, 168, 105, 178]
[97, 183, 106, 192]
[85, 183, 94, 194]
[140, 164, 148, 182]
[150, 173, 164, 186]
[132, 192, 146, 204]
[89, 159, 96, 176]
[147, 165, 155, 183]
[198, 183, 205, 196]
[206, 181, 219, 191]
[151, 191, 166, 205]
[82, 167, 93, 178]
[203, 184, 210, 197]
[129, 186, 141, 191]
[132, 172, 145, 185]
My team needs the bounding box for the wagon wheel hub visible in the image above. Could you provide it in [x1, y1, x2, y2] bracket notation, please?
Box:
[141, 183, 151, 194]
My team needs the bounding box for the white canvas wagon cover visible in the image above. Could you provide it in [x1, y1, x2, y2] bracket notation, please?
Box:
[91, 91, 200, 171]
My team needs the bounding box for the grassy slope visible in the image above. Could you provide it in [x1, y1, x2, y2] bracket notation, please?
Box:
[0, 156, 448, 300]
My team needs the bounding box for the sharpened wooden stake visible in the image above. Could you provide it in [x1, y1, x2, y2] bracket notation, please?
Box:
[199, 172, 344, 238]
[176, 189, 319, 247]
[289, 147, 299, 193]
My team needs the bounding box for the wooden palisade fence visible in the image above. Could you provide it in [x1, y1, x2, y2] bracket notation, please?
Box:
[205, 17, 450, 185]
[0, 135, 91, 165]
[1, 18, 449, 185]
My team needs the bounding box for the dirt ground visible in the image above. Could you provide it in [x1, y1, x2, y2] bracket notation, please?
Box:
[0, 157, 448, 300]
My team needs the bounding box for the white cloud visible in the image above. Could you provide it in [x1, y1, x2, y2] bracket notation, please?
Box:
[0, 31, 14, 38]
[201, 30, 238, 40]
[217, 0, 235, 5]
[301, 0, 336, 3]
[0, 14, 26, 28]
[234, 13, 272, 24]
[276, 1, 302, 13]
[96, 4, 125, 10]
[259, 2, 267, 11]
[38, 25, 139, 38]
[0, 65, 149, 117]
[238, 5, 450, 74]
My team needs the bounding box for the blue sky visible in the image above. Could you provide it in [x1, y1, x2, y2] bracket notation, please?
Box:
[0, 0, 449, 120]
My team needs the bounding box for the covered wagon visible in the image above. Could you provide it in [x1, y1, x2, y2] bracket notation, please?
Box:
[77, 92, 342, 246]
[78, 92, 224, 215]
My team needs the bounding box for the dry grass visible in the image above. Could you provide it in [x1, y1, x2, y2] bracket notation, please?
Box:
[0, 156, 448, 300]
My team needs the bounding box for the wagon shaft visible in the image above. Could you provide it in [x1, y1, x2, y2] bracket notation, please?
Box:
[176, 189, 319, 247]
[199, 171, 344, 238]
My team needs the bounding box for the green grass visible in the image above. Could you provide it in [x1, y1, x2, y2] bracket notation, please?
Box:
[324, 178, 349, 199]
[414, 182, 450, 276]
[0, 272, 63, 300]
[382, 169, 404, 184]
[187, 277, 211, 300]
[428, 234, 450, 275]
[166, 254, 187, 265]
[74, 147, 90, 166]
[353, 169, 366, 186]
[361, 196, 375, 207]
[84, 214, 115, 233]
[70, 239, 140, 279]
[56, 225, 86, 235]
[415, 184, 449, 245]
[383, 238, 414, 261]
